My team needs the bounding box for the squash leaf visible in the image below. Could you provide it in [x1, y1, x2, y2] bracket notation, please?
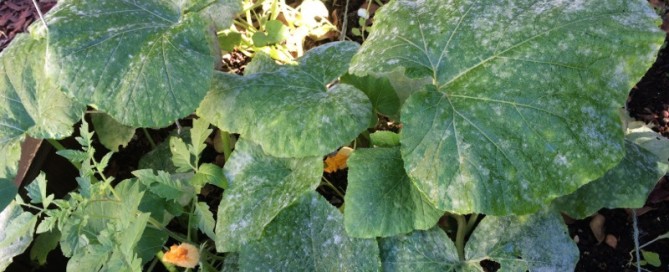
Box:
[350, 0, 664, 215]
[199, 42, 373, 157]
[43, 0, 220, 127]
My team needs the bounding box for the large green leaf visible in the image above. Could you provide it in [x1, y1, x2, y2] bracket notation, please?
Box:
[0, 142, 20, 211]
[239, 192, 381, 271]
[379, 227, 462, 272]
[553, 141, 668, 219]
[465, 209, 579, 271]
[0, 201, 37, 271]
[344, 147, 443, 237]
[215, 139, 322, 252]
[91, 113, 136, 152]
[44, 0, 218, 127]
[0, 34, 82, 144]
[198, 42, 373, 157]
[0, 32, 81, 194]
[349, 0, 663, 215]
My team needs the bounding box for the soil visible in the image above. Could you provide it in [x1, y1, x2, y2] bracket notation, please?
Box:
[4, 0, 669, 271]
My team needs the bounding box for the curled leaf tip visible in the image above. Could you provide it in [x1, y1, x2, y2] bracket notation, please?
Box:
[162, 243, 200, 268]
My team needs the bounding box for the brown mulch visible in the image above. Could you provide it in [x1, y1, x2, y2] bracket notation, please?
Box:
[0, 0, 56, 52]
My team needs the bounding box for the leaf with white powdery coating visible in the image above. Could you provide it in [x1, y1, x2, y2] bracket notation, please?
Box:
[379, 228, 462, 271]
[215, 139, 322, 252]
[0, 201, 37, 271]
[44, 0, 216, 127]
[350, 0, 664, 215]
[553, 141, 668, 219]
[465, 209, 578, 271]
[345, 147, 442, 238]
[239, 192, 380, 271]
[0, 34, 82, 147]
[198, 42, 373, 157]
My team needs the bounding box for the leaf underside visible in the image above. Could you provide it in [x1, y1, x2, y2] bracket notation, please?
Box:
[350, 0, 664, 215]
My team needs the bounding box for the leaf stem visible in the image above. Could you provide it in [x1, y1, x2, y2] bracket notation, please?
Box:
[454, 214, 467, 261]
[142, 128, 157, 149]
[47, 139, 82, 169]
[31, 0, 48, 31]
[466, 213, 479, 233]
[148, 217, 188, 242]
[632, 209, 641, 272]
[155, 251, 179, 272]
[146, 256, 159, 272]
[321, 176, 345, 198]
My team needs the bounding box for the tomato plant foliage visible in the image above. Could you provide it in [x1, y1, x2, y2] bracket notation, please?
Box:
[0, 0, 666, 271]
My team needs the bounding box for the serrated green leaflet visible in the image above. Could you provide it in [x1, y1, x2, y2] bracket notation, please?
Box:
[345, 147, 442, 238]
[465, 209, 578, 271]
[0, 201, 37, 271]
[91, 113, 135, 152]
[350, 0, 663, 215]
[199, 42, 373, 157]
[193, 163, 227, 189]
[44, 0, 218, 127]
[133, 169, 192, 202]
[0, 34, 81, 147]
[215, 139, 322, 252]
[195, 202, 216, 240]
[379, 228, 462, 271]
[239, 192, 381, 271]
[553, 141, 668, 219]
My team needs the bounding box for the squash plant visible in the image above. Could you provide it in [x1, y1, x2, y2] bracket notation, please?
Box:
[0, 0, 668, 271]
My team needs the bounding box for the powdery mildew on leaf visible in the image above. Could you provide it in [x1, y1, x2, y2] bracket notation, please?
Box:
[215, 139, 323, 252]
[344, 147, 443, 238]
[198, 42, 373, 158]
[379, 227, 462, 271]
[0, 201, 37, 271]
[349, 0, 664, 215]
[553, 141, 668, 219]
[239, 192, 380, 271]
[465, 209, 578, 271]
[0, 34, 81, 146]
[44, 0, 218, 127]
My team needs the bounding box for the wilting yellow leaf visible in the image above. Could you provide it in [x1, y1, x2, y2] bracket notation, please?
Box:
[324, 147, 353, 173]
[162, 243, 200, 268]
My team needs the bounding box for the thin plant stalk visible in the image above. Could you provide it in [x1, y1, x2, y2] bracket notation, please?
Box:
[454, 214, 467, 261]
[142, 128, 157, 149]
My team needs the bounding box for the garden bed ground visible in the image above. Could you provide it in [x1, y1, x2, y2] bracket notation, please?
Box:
[3, 0, 669, 271]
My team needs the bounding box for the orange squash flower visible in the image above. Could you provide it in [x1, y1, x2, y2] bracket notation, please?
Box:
[324, 147, 353, 173]
[162, 243, 200, 268]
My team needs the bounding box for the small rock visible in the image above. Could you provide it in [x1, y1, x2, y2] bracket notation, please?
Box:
[605, 234, 618, 249]
[589, 213, 606, 244]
